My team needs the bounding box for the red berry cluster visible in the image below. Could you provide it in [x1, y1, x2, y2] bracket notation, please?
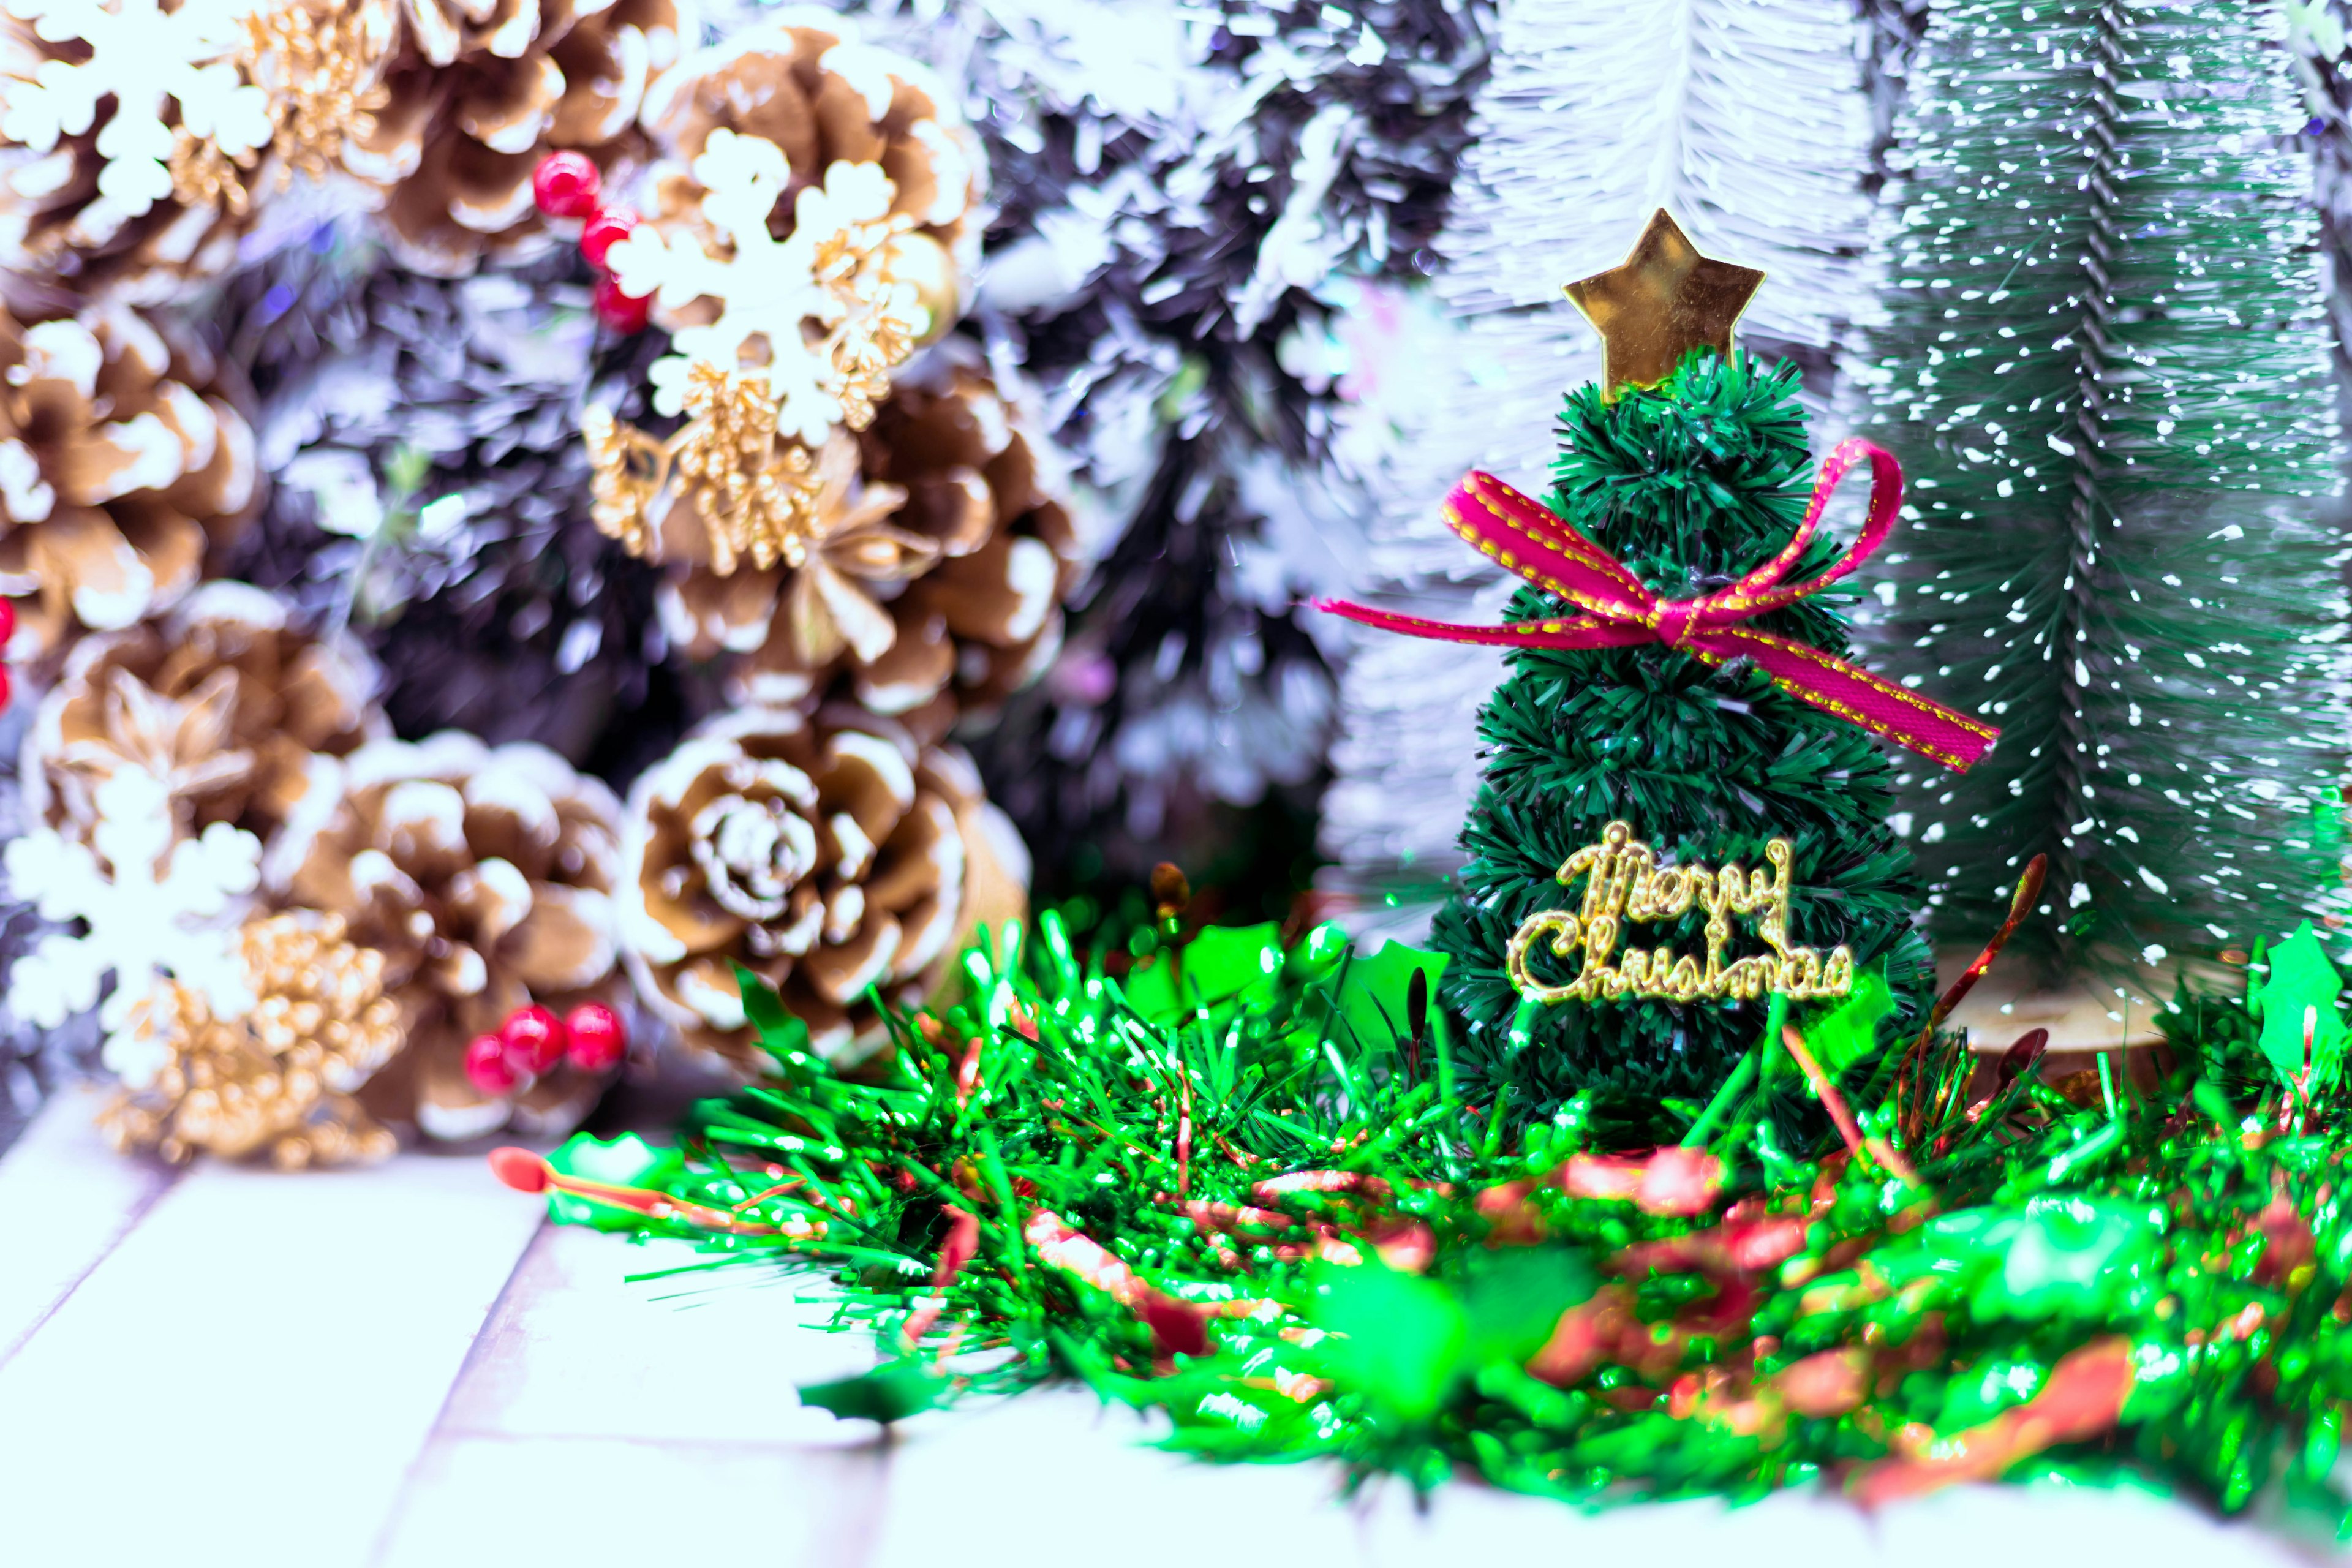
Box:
[532, 151, 652, 334]
[0, 597, 14, 712]
[463, 1001, 629, 1097]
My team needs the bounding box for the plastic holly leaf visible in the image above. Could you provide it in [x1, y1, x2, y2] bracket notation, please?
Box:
[2245, 923, 2348, 1087]
[544, 1133, 687, 1231]
[1800, 963, 1894, 1077]
[1457, 1247, 1597, 1368]
[1282, 920, 1351, 984]
[1325, 939, 1452, 1061]
[798, 1362, 947, 1425]
[1123, 922, 1285, 1024]
[1934, 1359, 2048, 1432]
[1307, 1258, 1466, 1421]
[1924, 1195, 2162, 1322]
[736, 963, 814, 1074]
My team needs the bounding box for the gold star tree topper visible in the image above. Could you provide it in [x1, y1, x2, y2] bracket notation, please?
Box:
[1562, 211, 1766, 397]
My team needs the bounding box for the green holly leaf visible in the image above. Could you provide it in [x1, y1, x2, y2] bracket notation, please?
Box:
[1457, 1246, 1597, 1368]
[2247, 923, 2348, 1088]
[543, 1133, 685, 1232]
[736, 964, 813, 1071]
[1920, 1195, 2162, 1322]
[1308, 1259, 1466, 1421]
[1124, 923, 1286, 1023]
[1325, 940, 1452, 1061]
[1801, 963, 1895, 1077]
[798, 1363, 947, 1425]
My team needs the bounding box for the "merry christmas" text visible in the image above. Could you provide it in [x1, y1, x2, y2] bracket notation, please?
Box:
[1505, 821, 1853, 1005]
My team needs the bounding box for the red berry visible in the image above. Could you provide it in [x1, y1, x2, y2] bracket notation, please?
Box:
[0, 666, 12, 714]
[564, 1001, 627, 1072]
[592, 273, 651, 333]
[500, 1005, 568, 1076]
[464, 1032, 521, 1096]
[580, 206, 638, 270]
[532, 151, 601, 219]
[0, 595, 15, 643]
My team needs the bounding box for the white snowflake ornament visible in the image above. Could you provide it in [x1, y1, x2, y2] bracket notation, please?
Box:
[605, 129, 916, 449]
[3, 766, 260, 1072]
[3, 0, 273, 233]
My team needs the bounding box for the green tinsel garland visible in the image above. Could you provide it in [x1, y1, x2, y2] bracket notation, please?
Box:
[496, 894, 2352, 1528]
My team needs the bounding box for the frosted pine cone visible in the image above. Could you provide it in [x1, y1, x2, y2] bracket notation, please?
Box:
[0, 301, 262, 657]
[618, 705, 1028, 1072]
[0, 0, 397, 302]
[345, 0, 691, 276]
[661, 353, 1079, 738]
[268, 731, 625, 1140]
[636, 13, 985, 317]
[23, 579, 384, 854]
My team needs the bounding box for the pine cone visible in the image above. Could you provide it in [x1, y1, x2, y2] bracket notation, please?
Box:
[268, 730, 625, 1140]
[636, 15, 986, 316]
[618, 704, 1028, 1072]
[0, 301, 262, 657]
[100, 909, 404, 1168]
[345, 0, 691, 276]
[0, 0, 398, 302]
[23, 580, 385, 855]
[660, 353, 1080, 737]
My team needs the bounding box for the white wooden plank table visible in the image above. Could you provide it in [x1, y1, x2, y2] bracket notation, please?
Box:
[0, 1088, 2327, 1567]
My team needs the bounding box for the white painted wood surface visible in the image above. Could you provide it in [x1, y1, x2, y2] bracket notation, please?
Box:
[0, 1088, 2324, 1567]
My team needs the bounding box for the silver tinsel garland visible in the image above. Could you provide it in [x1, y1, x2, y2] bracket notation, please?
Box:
[758, 0, 1492, 906]
[216, 233, 682, 779]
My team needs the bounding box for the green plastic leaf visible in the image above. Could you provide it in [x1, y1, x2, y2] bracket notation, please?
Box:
[1457, 1247, 1597, 1368]
[1920, 1195, 2162, 1322]
[798, 1363, 947, 1425]
[544, 1133, 685, 1231]
[1308, 1259, 1466, 1421]
[1801, 964, 1895, 1077]
[736, 964, 812, 1065]
[1283, 920, 1351, 983]
[1327, 940, 1452, 1060]
[1124, 922, 1285, 1023]
[2246, 923, 2348, 1088]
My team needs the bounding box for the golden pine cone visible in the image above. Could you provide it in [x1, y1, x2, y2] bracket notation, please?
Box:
[268, 731, 627, 1140]
[344, 0, 691, 276]
[657, 353, 1081, 740]
[617, 704, 1030, 1074]
[24, 580, 386, 855]
[634, 14, 986, 333]
[0, 0, 398, 303]
[0, 301, 262, 657]
[100, 910, 404, 1169]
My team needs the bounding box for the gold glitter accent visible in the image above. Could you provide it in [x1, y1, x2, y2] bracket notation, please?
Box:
[244, 0, 394, 186]
[586, 364, 828, 575]
[586, 203, 935, 570]
[167, 132, 252, 217]
[1562, 210, 1765, 399]
[165, 0, 394, 212]
[1505, 821, 1854, 1006]
[100, 911, 404, 1169]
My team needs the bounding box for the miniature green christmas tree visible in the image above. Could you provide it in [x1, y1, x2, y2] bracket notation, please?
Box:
[1395, 216, 1968, 1141]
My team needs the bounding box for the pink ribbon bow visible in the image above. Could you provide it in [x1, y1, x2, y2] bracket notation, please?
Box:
[1313, 438, 1996, 772]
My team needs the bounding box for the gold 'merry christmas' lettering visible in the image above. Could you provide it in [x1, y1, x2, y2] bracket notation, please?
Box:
[1505, 822, 1853, 1006]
